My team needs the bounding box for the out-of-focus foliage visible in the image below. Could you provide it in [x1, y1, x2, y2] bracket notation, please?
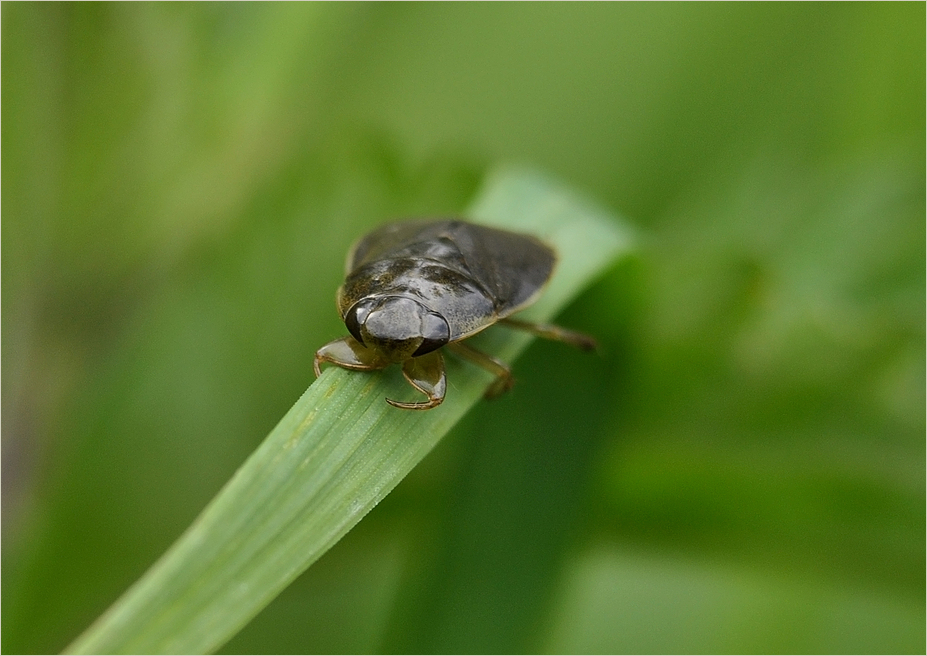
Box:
[2, 4, 923, 654]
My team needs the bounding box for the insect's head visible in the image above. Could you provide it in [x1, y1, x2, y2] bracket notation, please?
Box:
[344, 296, 450, 362]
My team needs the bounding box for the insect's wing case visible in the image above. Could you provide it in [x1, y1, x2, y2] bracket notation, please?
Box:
[346, 221, 447, 273]
[347, 220, 556, 318]
[347, 219, 556, 318]
[442, 222, 556, 316]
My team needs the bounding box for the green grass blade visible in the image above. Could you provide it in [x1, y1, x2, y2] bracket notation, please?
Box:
[63, 167, 635, 655]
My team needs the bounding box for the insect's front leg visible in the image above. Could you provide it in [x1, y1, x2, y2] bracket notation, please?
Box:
[389, 351, 447, 410]
[314, 336, 391, 376]
[447, 341, 515, 399]
[500, 317, 598, 351]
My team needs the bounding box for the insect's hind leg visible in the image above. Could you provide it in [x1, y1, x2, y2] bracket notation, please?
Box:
[499, 317, 598, 351]
[447, 341, 515, 399]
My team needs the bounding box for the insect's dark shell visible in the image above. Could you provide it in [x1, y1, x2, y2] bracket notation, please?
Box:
[338, 219, 556, 341]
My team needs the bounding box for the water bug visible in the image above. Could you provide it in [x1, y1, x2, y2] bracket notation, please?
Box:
[314, 219, 596, 409]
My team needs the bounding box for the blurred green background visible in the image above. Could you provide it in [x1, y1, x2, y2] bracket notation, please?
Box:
[3, 3, 924, 653]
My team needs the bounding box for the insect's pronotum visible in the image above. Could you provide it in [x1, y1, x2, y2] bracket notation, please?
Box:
[314, 219, 595, 409]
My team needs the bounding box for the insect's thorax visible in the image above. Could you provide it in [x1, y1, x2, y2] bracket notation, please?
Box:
[339, 256, 497, 340]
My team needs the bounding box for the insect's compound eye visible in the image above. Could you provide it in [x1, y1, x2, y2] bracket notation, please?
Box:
[344, 299, 376, 346]
[412, 312, 450, 357]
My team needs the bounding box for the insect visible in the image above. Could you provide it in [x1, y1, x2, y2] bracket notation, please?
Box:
[314, 219, 596, 409]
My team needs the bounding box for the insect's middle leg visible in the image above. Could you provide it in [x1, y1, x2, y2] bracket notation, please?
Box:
[499, 317, 598, 351]
[447, 341, 515, 399]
